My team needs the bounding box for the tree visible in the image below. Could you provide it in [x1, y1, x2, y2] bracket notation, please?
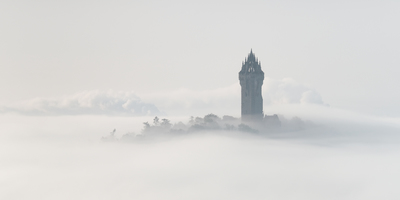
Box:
[189, 116, 194, 124]
[161, 118, 172, 129]
[142, 122, 150, 132]
[153, 116, 160, 126]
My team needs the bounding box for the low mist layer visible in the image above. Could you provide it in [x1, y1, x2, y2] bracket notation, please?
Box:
[1, 112, 400, 199]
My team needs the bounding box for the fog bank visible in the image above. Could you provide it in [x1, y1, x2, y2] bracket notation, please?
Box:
[1, 114, 400, 199]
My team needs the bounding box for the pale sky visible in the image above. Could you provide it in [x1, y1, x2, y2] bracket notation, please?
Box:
[1, 0, 399, 116]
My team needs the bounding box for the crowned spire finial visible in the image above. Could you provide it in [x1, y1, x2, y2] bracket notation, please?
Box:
[247, 49, 255, 62]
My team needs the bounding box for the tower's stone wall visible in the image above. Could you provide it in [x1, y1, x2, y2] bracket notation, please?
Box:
[239, 50, 264, 121]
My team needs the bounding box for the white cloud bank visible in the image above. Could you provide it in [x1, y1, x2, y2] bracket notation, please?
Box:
[264, 78, 324, 105]
[0, 78, 324, 116]
[141, 77, 326, 116]
[0, 90, 160, 116]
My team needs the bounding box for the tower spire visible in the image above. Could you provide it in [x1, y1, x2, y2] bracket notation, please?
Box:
[239, 50, 264, 121]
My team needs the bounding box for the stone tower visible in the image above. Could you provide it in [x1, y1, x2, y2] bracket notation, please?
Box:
[239, 50, 264, 121]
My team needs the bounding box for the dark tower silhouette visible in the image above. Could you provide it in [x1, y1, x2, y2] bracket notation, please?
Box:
[239, 49, 264, 121]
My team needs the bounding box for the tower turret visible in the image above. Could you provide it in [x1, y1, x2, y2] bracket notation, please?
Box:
[239, 50, 264, 121]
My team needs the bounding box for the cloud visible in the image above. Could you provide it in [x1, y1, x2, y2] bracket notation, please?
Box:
[141, 77, 325, 115]
[263, 77, 324, 105]
[0, 78, 324, 116]
[1, 90, 160, 116]
[140, 83, 240, 116]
